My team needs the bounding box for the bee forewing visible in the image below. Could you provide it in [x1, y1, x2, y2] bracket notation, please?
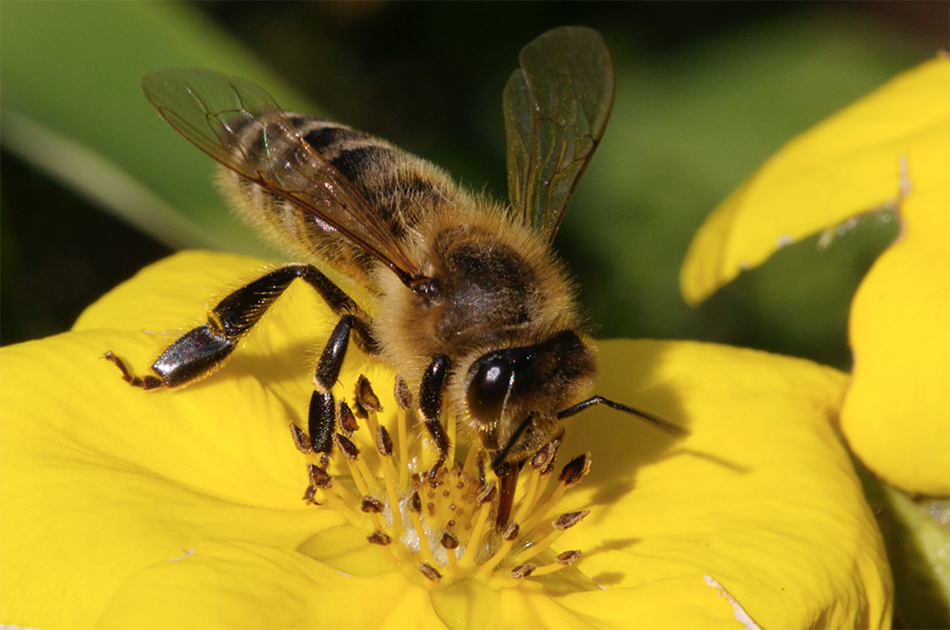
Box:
[141, 68, 421, 287]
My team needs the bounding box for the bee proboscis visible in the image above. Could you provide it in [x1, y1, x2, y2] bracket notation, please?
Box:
[106, 26, 684, 527]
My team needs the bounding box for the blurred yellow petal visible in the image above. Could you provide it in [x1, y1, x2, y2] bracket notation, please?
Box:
[1, 252, 891, 627]
[681, 55, 949, 305]
[840, 159, 950, 495]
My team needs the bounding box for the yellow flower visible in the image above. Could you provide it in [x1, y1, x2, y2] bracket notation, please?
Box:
[681, 55, 950, 496]
[2, 252, 890, 628]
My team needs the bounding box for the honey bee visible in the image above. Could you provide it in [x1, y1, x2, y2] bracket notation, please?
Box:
[106, 26, 682, 526]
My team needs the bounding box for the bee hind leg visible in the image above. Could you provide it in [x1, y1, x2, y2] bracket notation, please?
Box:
[104, 263, 376, 394]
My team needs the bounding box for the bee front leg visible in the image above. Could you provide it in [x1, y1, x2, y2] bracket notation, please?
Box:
[418, 354, 452, 479]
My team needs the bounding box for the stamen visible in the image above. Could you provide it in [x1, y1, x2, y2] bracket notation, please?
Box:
[523, 551, 582, 578]
[375, 425, 405, 537]
[440, 529, 460, 571]
[407, 489, 437, 565]
[294, 374, 595, 588]
[516, 511, 590, 565]
[477, 522, 520, 576]
[459, 491, 494, 567]
[523, 452, 590, 532]
[334, 433, 374, 498]
[319, 480, 359, 521]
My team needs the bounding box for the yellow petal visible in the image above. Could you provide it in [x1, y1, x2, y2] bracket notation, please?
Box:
[840, 153, 950, 495]
[0, 331, 340, 628]
[74, 251, 286, 333]
[681, 55, 950, 305]
[3, 252, 892, 627]
[94, 543, 445, 629]
[73, 250, 345, 417]
[554, 340, 892, 628]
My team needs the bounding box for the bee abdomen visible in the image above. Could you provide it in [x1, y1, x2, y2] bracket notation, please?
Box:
[235, 116, 449, 229]
[298, 120, 448, 220]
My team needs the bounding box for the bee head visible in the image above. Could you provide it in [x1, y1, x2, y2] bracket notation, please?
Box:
[464, 330, 596, 468]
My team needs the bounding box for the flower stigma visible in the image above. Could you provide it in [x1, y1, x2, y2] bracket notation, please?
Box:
[292, 373, 592, 589]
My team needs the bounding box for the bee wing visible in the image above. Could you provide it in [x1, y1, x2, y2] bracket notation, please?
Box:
[504, 27, 616, 242]
[141, 68, 420, 286]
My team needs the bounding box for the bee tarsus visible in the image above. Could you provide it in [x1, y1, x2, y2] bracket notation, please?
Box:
[102, 351, 163, 390]
[308, 390, 336, 453]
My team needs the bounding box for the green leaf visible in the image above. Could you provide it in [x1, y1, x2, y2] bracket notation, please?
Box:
[857, 457, 950, 628]
[0, 2, 316, 254]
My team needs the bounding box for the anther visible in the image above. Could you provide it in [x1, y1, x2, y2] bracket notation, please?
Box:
[554, 510, 589, 530]
[502, 521, 520, 541]
[376, 425, 393, 456]
[559, 453, 591, 488]
[367, 530, 392, 546]
[541, 438, 562, 475]
[302, 485, 319, 503]
[361, 496, 384, 513]
[556, 550, 582, 565]
[394, 377, 413, 410]
[356, 374, 382, 414]
[339, 401, 359, 436]
[440, 530, 460, 550]
[476, 480, 497, 504]
[419, 563, 442, 583]
[308, 463, 333, 489]
[531, 441, 557, 470]
[409, 490, 422, 513]
[334, 433, 360, 460]
[289, 423, 312, 453]
[510, 563, 536, 579]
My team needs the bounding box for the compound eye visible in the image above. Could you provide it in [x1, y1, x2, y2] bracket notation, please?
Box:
[467, 355, 514, 423]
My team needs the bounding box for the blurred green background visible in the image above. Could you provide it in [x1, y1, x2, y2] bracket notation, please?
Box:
[1, 2, 946, 371]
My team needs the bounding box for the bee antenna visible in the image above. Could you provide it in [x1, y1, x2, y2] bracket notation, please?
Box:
[556, 396, 686, 436]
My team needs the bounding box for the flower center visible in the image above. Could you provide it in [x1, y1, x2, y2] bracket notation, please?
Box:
[291, 373, 592, 589]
